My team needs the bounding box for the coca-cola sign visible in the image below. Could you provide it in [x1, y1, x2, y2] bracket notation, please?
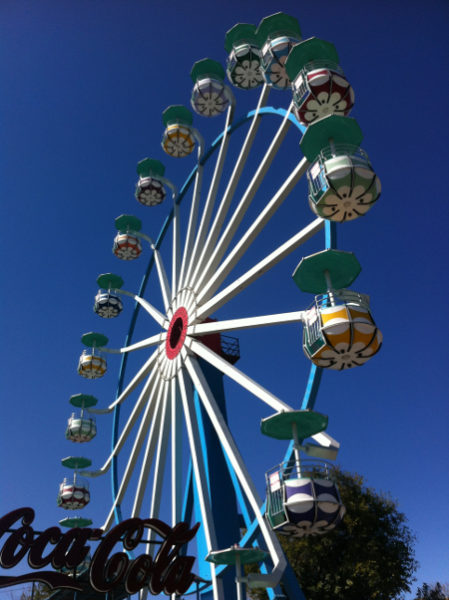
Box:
[0, 508, 200, 597]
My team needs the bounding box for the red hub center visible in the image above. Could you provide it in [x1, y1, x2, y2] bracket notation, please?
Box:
[165, 307, 188, 360]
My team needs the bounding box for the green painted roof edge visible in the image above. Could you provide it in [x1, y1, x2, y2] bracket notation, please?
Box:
[300, 115, 363, 162]
[162, 105, 193, 127]
[61, 456, 92, 469]
[69, 394, 98, 408]
[59, 517, 93, 528]
[190, 58, 225, 83]
[292, 249, 362, 294]
[285, 37, 340, 80]
[137, 158, 165, 178]
[115, 214, 142, 232]
[256, 12, 302, 45]
[81, 331, 109, 348]
[96, 273, 124, 290]
[225, 23, 258, 53]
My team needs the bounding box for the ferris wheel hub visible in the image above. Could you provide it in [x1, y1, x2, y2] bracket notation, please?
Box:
[166, 307, 188, 360]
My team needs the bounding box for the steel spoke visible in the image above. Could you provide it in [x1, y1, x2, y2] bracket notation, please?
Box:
[190, 84, 271, 289]
[194, 102, 296, 295]
[186, 337, 292, 413]
[196, 218, 324, 320]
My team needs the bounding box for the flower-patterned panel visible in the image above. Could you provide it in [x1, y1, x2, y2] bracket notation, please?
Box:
[135, 176, 166, 206]
[113, 233, 142, 260]
[162, 124, 196, 158]
[57, 480, 90, 510]
[191, 78, 229, 117]
[260, 36, 299, 89]
[293, 69, 354, 125]
[275, 478, 345, 537]
[227, 44, 264, 89]
[307, 154, 381, 222]
[303, 302, 382, 370]
[77, 351, 107, 379]
[94, 292, 123, 318]
[66, 415, 97, 442]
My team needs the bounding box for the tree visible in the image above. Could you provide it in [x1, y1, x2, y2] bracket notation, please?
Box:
[249, 468, 417, 600]
[414, 582, 449, 599]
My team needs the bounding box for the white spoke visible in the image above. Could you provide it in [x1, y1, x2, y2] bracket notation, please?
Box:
[131, 381, 167, 519]
[153, 248, 172, 312]
[190, 84, 271, 289]
[102, 376, 163, 530]
[194, 102, 295, 295]
[183, 102, 235, 289]
[188, 311, 305, 336]
[84, 366, 158, 477]
[101, 333, 163, 354]
[183, 351, 287, 589]
[198, 154, 310, 305]
[196, 218, 324, 320]
[179, 146, 205, 289]
[146, 382, 171, 552]
[89, 349, 158, 414]
[171, 376, 183, 525]
[133, 295, 167, 328]
[177, 367, 222, 599]
[186, 337, 292, 414]
[172, 202, 180, 294]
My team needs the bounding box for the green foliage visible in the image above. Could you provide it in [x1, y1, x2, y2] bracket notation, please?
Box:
[249, 468, 417, 600]
[20, 584, 50, 600]
[414, 582, 449, 599]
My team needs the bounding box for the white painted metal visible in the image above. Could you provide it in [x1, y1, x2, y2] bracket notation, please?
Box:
[147, 382, 171, 553]
[170, 377, 183, 526]
[131, 383, 166, 520]
[177, 366, 222, 600]
[189, 85, 270, 290]
[132, 295, 167, 328]
[197, 155, 310, 306]
[179, 138, 205, 289]
[193, 102, 295, 294]
[102, 376, 162, 530]
[188, 311, 305, 336]
[196, 218, 324, 321]
[183, 351, 287, 590]
[89, 349, 158, 414]
[100, 333, 163, 354]
[172, 203, 180, 295]
[84, 366, 159, 476]
[186, 337, 293, 414]
[183, 101, 235, 289]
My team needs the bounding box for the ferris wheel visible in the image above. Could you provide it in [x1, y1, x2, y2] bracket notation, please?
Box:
[58, 12, 382, 600]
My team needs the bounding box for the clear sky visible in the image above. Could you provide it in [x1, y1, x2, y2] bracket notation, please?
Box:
[1, 1, 448, 599]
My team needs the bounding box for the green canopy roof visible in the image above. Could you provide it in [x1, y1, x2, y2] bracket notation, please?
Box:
[225, 23, 258, 53]
[137, 158, 165, 178]
[256, 12, 301, 45]
[69, 394, 98, 408]
[292, 249, 361, 294]
[59, 516, 93, 528]
[190, 58, 225, 83]
[261, 410, 328, 440]
[162, 105, 193, 127]
[300, 115, 363, 162]
[96, 273, 124, 290]
[285, 37, 339, 81]
[114, 214, 142, 232]
[61, 456, 92, 470]
[81, 332, 108, 348]
[206, 546, 268, 566]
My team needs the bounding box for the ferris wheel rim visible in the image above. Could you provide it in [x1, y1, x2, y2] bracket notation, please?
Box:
[110, 105, 315, 527]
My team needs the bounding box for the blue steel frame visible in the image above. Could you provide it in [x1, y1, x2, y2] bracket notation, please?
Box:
[109, 107, 334, 598]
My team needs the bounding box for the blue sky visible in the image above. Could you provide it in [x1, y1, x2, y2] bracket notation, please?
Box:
[1, 1, 448, 598]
